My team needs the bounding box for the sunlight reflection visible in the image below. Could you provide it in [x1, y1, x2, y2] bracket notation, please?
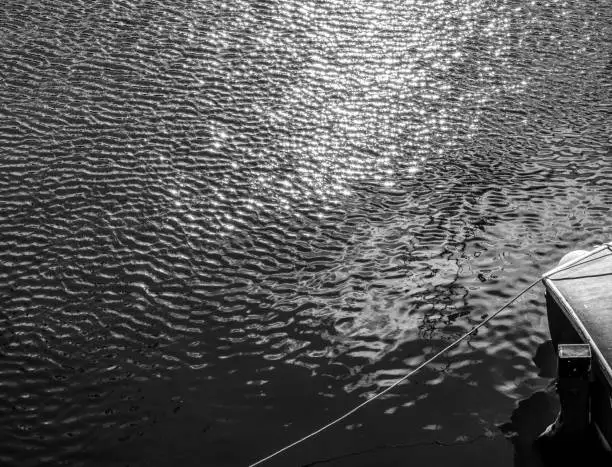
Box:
[186, 0, 535, 236]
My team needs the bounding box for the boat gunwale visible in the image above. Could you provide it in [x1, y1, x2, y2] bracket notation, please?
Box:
[543, 275, 612, 388]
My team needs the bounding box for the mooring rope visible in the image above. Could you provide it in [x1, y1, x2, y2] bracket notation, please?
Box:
[248, 244, 611, 467]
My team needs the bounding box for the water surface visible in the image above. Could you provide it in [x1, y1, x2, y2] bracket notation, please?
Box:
[0, 0, 610, 465]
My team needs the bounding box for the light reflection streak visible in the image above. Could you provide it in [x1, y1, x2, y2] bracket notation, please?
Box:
[184, 0, 536, 235]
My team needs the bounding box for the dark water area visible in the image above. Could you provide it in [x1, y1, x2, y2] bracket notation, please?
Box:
[0, 0, 610, 466]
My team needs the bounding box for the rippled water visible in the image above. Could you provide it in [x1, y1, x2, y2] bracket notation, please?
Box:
[0, 0, 610, 465]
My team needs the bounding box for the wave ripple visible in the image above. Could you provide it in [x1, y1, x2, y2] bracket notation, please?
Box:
[1, 0, 610, 465]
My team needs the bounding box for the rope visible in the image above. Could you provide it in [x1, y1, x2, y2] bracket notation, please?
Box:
[247, 244, 611, 467]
